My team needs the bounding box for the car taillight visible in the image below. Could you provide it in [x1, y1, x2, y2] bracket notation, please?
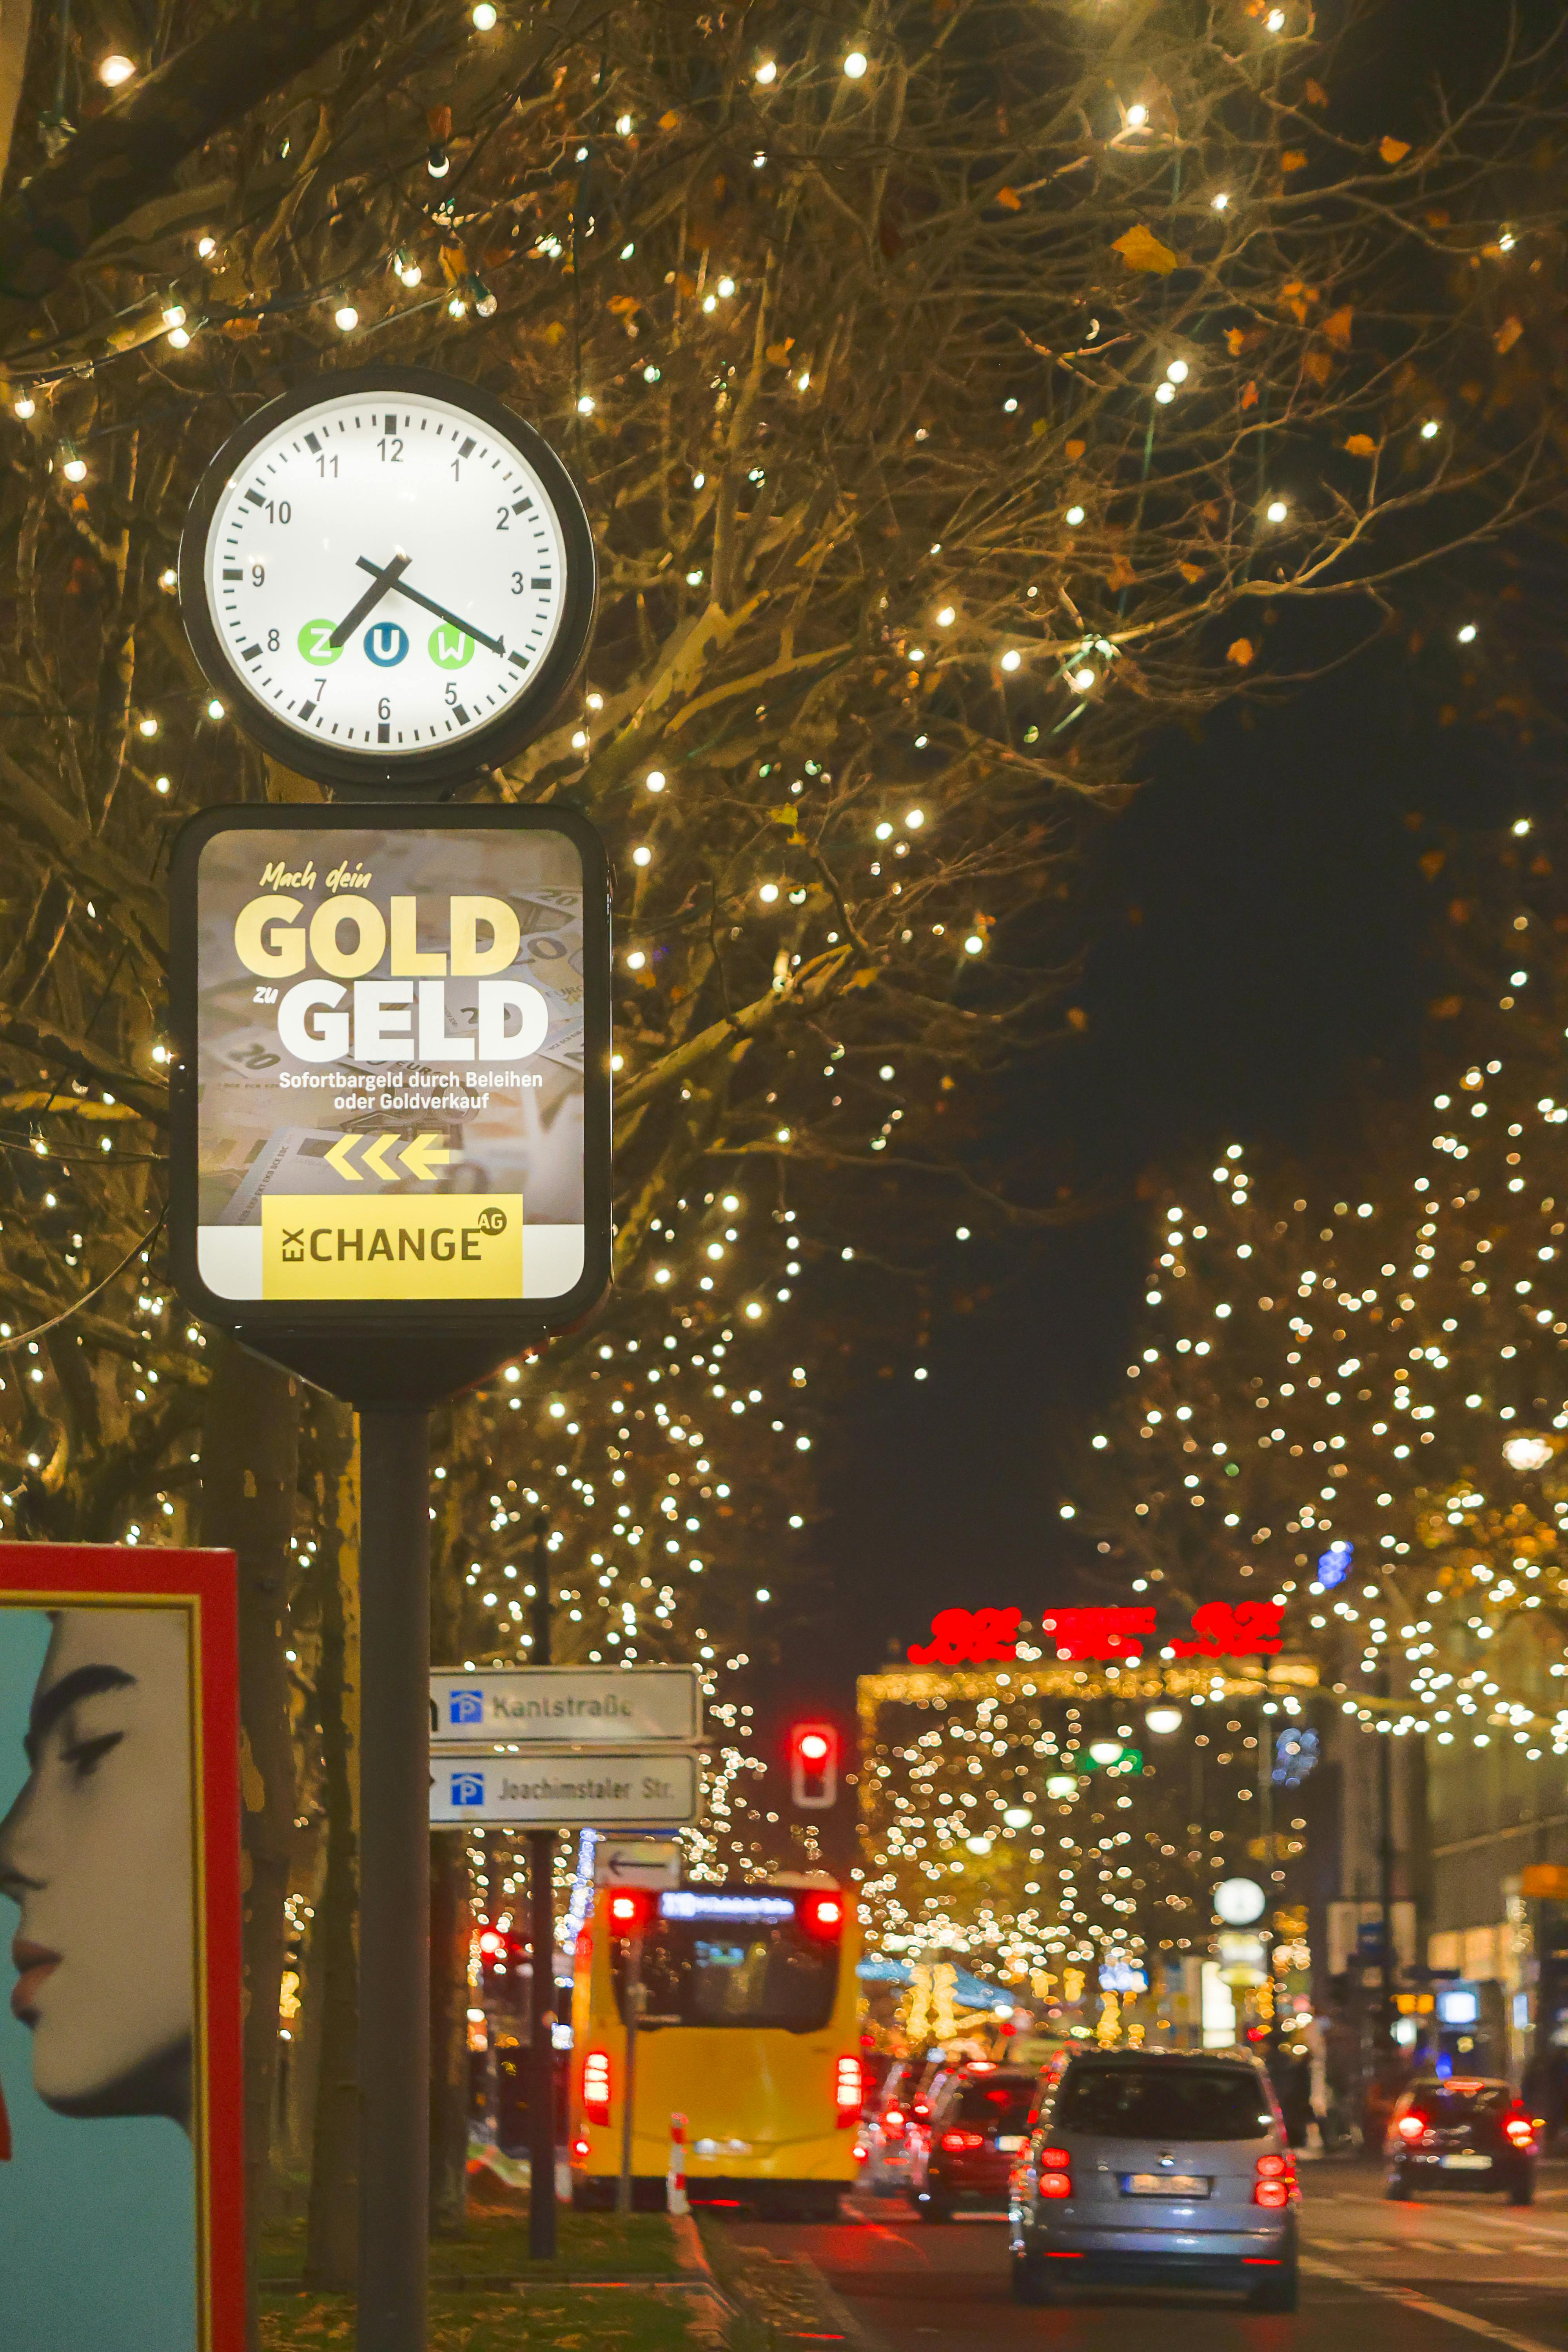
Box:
[1396, 2113, 1427, 2144]
[940, 2129, 985, 2152]
[836, 2056, 862, 2125]
[1038, 2147, 1071, 2199]
[583, 2049, 611, 2127]
[1506, 2115, 1535, 2148]
[572, 2138, 590, 2162]
[884, 2108, 906, 2141]
[1254, 2152, 1295, 2208]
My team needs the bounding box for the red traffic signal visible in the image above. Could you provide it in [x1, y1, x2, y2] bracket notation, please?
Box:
[606, 1887, 654, 1933]
[789, 1721, 839, 1810]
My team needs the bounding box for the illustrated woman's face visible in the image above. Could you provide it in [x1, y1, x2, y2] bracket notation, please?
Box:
[0, 1608, 194, 2126]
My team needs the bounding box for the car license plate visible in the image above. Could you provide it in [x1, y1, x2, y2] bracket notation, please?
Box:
[1124, 2174, 1209, 2197]
[1440, 2154, 1492, 2171]
[998, 2136, 1025, 2153]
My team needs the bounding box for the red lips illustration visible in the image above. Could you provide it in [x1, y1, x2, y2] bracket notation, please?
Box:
[11, 1938, 60, 2024]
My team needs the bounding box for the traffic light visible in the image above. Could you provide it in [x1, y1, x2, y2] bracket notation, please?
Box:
[789, 1721, 838, 1809]
[475, 1920, 524, 1988]
[605, 1887, 654, 1935]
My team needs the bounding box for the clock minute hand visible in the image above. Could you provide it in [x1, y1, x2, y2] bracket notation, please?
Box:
[330, 551, 412, 648]
[354, 557, 506, 657]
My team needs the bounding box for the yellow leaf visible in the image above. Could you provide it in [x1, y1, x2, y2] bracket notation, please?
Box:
[1379, 135, 1410, 164]
[1304, 79, 1328, 106]
[1301, 348, 1332, 386]
[995, 185, 1022, 211]
[765, 338, 795, 364]
[768, 805, 802, 831]
[542, 320, 567, 345]
[1344, 433, 1377, 457]
[1240, 379, 1258, 410]
[1066, 1007, 1089, 1032]
[1112, 223, 1180, 276]
[1322, 305, 1354, 349]
[1065, 438, 1086, 459]
[1495, 315, 1524, 354]
[439, 243, 468, 284]
[1178, 561, 1204, 584]
[1107, 554, 1136, 591]
[607, 294, 639, 316]
[659, 110, 680, 130]
[1227, 638, 1256, 667]
[1281, 149, 1308, 173]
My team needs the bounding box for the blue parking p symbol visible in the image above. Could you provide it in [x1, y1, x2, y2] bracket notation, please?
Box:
[451, 1771, 485, 1808]
[450, 1688, 484, 1726]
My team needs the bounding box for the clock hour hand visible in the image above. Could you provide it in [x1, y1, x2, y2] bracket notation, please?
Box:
[354, 556, 506, 657]
[330, 550, 412, 648]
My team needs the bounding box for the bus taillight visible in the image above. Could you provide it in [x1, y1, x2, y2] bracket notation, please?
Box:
[835, 2056, 862, 2125]
[803, 1891, 845, 1938]
[583, 2048, 612, 2127]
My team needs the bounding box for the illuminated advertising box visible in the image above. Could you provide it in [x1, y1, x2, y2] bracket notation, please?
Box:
[169, 804, 610, 1398]
[0, 1544, 243, 2349]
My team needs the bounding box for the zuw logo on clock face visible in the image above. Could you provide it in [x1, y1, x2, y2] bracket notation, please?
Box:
[180, 370, 595, 789]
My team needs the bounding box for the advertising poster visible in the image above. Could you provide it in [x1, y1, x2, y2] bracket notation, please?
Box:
[171, 806, 609, 1322]
[0, 1546, 243, 2349]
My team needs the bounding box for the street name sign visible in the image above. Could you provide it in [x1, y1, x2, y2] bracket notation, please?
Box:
[593, 1837, 682, 1891]
[429, 1748, 701, 1828]
[429, 1664, 701, 1746]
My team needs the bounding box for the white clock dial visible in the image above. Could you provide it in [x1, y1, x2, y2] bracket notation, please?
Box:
[197, 387, 575, 762]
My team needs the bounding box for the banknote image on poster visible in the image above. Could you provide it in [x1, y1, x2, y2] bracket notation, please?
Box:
[192, 825, 588, 1304]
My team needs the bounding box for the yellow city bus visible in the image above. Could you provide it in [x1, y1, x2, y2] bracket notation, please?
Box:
[569, 1876, 864, 2219]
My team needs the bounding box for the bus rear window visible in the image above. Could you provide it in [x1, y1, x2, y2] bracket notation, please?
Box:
[610, 1898, 838, 2032]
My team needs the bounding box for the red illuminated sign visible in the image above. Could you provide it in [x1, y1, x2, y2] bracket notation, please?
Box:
[1171, 1600, 1284, 1658]
[906, 1606, 1020, 1664]
[1040, 1606, 1155, 1661]
[905, 1599, 1286, 1665]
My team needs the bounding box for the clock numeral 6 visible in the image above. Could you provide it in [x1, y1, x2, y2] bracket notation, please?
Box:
[378, 697, 392, 721]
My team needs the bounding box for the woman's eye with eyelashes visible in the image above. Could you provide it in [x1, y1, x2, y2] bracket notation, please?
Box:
[59, 1731, 123, 1779]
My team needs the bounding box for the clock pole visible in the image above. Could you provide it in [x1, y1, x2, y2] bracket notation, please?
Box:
[356, 1405, 433, 2352]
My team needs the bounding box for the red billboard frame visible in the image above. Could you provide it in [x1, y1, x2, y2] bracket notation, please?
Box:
[0, 1543, 243, 2350]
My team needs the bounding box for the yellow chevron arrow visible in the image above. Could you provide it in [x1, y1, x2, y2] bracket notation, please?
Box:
[324, 1134, 362, 1182]
[401, 1132, 453, 1184]
[360, 1134, 403, 1183]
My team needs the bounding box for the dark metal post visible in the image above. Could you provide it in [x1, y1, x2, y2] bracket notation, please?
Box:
[1378, 1666, 1396, 2049]
[617, 1929, 644, 2216]
[356, 1406, 432, 2352]
[528, 1527, 558, 2259]
[1258, 1712, 1276, 2047]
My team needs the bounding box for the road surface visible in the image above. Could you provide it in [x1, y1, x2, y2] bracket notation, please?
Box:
[708, 2163, 1568, 2352]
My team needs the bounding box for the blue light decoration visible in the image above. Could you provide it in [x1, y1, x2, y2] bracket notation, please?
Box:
[1271, 1728, 1319, 1787]
[1317, 1539, 1352, 1588]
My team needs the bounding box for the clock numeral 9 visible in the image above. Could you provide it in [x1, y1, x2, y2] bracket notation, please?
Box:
[251, 563, 265, 586]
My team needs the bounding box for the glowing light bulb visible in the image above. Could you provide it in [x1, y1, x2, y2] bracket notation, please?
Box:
[1266, 6, 1285, 26]
[472, 3, 497, 25]
[1266, 498, 1289, 523]
[632, 845, 652, 867]
[62, 452, 87, 483]
[646, 770, 666, 792]
[207, 699, 226, 720]
[1167, 358, 1189, 383]
[758, 882, 780, 903]
[1065, 504, 1086, 526]
[1154, 381, 1176, 404]
[1421, 418, 1440, 439]
[1211, 191, 1230, 211]
[14, 395, 34, 419]
[1457, 622, 1477, 644]
[756, 59, 777, 83]
[334, 304, 359, 331]
[964, 933, 984, 955]
[197, 236, 217, 259]
[577, 393, 595, 414]
[844, 51, 868, 77]
[906, 808, 924, 828]
[1070, 665, 1096, 692]
[1000, 649, 1022, 671]
[1126, 103, 1148, 127]
[717, 276, 735, 298]
[936, 605, 955, 626]
[98, 53, 136, 85]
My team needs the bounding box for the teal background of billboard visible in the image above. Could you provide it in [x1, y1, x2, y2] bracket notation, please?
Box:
[0, 1611, 196, 2350]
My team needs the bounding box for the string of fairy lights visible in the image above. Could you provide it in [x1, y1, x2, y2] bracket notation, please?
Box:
[1072, 836, 1568, 1771]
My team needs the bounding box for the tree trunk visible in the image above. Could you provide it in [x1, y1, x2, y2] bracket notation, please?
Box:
[304, 1399, 361, 2291]
[198, 1339, 301, 2351]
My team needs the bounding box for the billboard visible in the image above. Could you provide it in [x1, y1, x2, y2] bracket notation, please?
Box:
[0, 1545, 243, 2349]
[170, 805, 609, 1339]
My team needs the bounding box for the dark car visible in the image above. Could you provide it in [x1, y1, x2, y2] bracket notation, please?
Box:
[910, 2065, 1036, 2221]
[1385, 2078, 1539, 2204]
[1008, 2047, 1298, 2310]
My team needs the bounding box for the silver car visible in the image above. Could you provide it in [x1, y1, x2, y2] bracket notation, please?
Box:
[1008, 2047, 1299, 2310]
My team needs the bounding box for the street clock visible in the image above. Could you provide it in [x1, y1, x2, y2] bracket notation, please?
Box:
[179, 366, 597, 793]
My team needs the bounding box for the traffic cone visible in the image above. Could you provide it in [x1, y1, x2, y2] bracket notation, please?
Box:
[667, 2111, 689, 2216]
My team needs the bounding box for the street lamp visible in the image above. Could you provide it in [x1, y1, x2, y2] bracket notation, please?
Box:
[1145, 1704, 1183, 1735]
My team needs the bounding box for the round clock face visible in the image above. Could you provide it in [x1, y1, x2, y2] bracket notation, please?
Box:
[180, 368, 595, 789]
